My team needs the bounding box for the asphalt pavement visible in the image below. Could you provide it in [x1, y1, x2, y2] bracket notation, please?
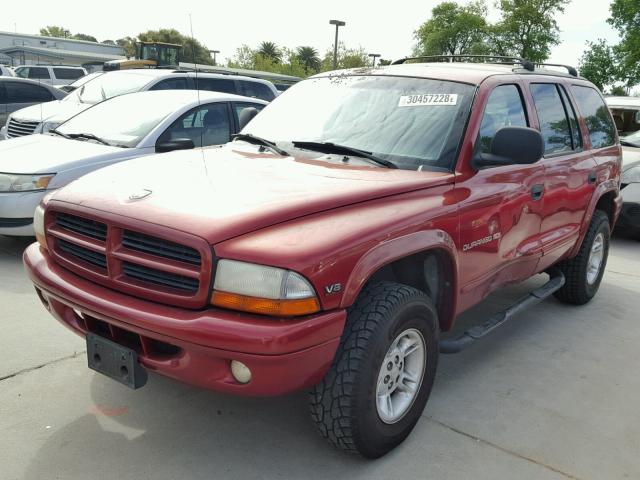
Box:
[0, 234, 638, 480]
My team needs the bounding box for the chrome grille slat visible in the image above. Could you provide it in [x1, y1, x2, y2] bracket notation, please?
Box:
[122, 262, 199, 292]
[7, 119, 39, 137]
[122, 230, 201, 265]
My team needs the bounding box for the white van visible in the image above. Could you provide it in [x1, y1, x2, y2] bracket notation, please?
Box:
[14, 65, 87, 86]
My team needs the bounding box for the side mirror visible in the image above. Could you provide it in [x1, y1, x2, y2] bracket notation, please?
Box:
[238, 107, 259, 131]
[155, 138, 195, 153]
[474, 126, 544, 169]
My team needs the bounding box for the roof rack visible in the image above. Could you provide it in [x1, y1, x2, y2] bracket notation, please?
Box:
[391, 55, 578, 77]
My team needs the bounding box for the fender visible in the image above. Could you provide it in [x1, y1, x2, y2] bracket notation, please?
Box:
[568, 180, 621, 258]
[340, 229, 459, 328]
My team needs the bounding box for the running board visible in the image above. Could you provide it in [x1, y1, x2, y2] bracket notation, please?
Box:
[439, 271, 566, 354]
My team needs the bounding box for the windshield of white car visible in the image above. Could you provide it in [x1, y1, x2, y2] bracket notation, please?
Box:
[243, 75, 475, 170]
[57, 91, 201, 148]
[64, 72, 153, 104]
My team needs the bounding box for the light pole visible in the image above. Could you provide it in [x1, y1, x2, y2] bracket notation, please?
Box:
[329, 19, 346, 70]
[368, 53, 381, 67]
[209, 50, 220, 66]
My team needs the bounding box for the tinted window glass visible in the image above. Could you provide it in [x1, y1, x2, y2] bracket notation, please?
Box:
[26, 67, 51, 79]
[149, 78, 188, 91]
[479, 85, 527, 153]
[53, 68, 84, 80]
[233, 102, 265, 125]
[558, 85, 582, 150]
[239, 81, 275, 101]
[5, 82, 53, 103]
[530, 84, 572, 154]
[196, 78, 236, 94]
[572, 86, 616, 149]
[160, 103, 231, 147]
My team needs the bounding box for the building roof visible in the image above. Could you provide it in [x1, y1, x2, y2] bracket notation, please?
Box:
[0, 45, 123, 62]
[0, 30, 121, 49]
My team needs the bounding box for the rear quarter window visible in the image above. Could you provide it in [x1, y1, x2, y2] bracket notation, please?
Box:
[5, 82, 54, 103]
[53, 68, 84, 80]
[571, 85, 616, 149]
[239, 81, 275, 101]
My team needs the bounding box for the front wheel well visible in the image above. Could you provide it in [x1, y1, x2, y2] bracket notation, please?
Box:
[365, 249, 456, 332]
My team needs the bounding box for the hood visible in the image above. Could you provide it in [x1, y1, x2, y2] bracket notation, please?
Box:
[0, 134, 128, 173]
[10, 100, 90, 125]
[51, 144, 453, 245]
[622, 146, 640, 171]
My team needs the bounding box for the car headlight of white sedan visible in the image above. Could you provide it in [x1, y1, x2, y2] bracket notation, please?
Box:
[622, 166, 640, 185]
[0, 173, 55, 192]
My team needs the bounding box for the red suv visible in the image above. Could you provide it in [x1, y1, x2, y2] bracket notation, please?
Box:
[24, 57, 622, 458]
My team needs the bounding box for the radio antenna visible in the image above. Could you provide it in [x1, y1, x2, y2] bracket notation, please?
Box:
[188, 13, 203, 148]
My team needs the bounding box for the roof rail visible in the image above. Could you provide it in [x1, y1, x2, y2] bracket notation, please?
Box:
[392, 55, 535, 71]
[533, 62, 578, 77]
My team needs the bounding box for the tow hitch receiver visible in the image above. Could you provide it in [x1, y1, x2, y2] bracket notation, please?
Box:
[439, 271, 566, 354]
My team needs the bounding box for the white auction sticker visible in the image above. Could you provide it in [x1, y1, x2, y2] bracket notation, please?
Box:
[398, 93, 458, 107]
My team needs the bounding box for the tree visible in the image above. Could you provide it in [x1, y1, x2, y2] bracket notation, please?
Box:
[579, 40, 618, 91]
[320, 44, 369, 71]
[72, 33, 98, 42]
[258, 42, 282, 63]
[378, 59, 392, 66]
[137, 29, 213, 65]
[492, 0, 570, 62]
[296, 46, 321, 73]
[39, 26, 71, 38]
[413, 1, 489, 56]
[608, 0, 640, 89]
[116, 37, 137, 58]
[101, 40, 116, 45]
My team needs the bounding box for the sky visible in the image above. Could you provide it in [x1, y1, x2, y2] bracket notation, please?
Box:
[4, 0, 621, 67]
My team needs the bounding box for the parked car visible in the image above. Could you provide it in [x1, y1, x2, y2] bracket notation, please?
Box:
[4, 69, 278, 139]
[0, 77, 67, 139]
[0, 64, 15, 77]
[0, 89, 266, 235]
[616, 131, 640, 238]
[23, 59, 622, 458]
[606, 96, 640, 136]
[14, 65, 87, 87]
[57, 71, 105, 93]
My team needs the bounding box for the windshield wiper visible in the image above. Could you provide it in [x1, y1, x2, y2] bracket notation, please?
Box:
[232, 133, 289, 156]
[49, 128, 71, 139]
[292, 141, 397, 169]
[67, 132, 111, 146]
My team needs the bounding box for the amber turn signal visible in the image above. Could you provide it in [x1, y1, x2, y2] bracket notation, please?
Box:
[211, 290, 320, 317]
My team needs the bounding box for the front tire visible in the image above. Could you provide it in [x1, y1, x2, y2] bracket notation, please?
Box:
[309, 281, 439, 458]
[554, 210, 610, 305]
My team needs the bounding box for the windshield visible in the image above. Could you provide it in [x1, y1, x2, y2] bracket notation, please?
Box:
[243, 75, 475, 170]
[57, 91, 197, 147]
[64, 72, 153, 104]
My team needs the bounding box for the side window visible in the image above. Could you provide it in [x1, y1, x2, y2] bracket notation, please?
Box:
[27, 67, 51, 80]
[558, 85, 582, 150]
[53, 68, 84, 80]
[15, 67, 29, 78]
[5, 82, 54, 103]
[195, 78, 237, 94]
[479, 85, 528, 153]
[238, 81, 275, 101]
[530, 83, 572, 155]
[149, 78, 188, 91]
[160, 103, 231, 148]
[571, 85, 616, 149]
[233, 102, 266, 127]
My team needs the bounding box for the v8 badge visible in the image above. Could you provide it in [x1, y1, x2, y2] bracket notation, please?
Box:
[325, 283, 342, 294]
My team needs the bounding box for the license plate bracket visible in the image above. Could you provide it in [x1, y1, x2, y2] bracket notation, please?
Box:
[86, 333, 148, 389]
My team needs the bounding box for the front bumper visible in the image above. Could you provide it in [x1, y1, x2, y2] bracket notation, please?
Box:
[0, 190, 47, 236]
[24, 243, 346, 396]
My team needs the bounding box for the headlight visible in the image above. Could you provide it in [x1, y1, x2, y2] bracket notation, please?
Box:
[34, 204, 46, 249]
[41, 122, 61, 134]
[622, 166, 640, 184]
[0, 173, 55, 192]
[211, 259, 320, 317]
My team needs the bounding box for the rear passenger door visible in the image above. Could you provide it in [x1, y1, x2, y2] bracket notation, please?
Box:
[194, 77, 237, 95]
[457, 83, 546, 310]
[157, 102, 233, 148]
[528, 82, 598, 269]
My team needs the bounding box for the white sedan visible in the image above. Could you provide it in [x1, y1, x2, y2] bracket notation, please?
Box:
[0, 89, 266, 235]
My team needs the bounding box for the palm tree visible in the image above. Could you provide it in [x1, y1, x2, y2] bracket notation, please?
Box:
[296, 46, 321, 73]
[258, 41, 281, 63]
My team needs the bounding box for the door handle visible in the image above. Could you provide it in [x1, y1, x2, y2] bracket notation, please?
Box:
[588, 171, 598, 184]
[531, 184, 544, 201]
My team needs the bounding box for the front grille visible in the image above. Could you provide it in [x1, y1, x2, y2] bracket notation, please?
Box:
[123, 230, 201, 265]
[58, 239, 107, 269]
[57, 213, 107, 240]
[47, 208, 210, 308]
[7, 118, 39, 138]
[123, 262, 199, 292]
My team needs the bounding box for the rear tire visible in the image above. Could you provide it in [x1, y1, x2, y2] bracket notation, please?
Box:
[309, 281, 439, 458]
[554, 210, 610, 305]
